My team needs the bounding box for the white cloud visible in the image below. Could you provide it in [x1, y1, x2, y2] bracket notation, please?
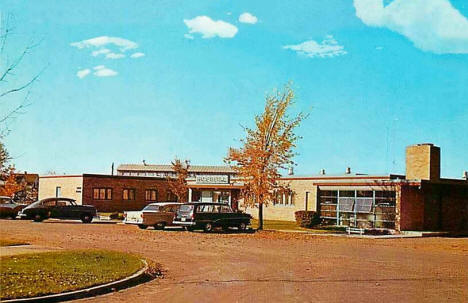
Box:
[71, 36, 138, 52]
[76, 69, 90, 79]
[184, 33, 194, 40]
[130, 52, 145, 58]
[239, 12, 258, 24]
[283, 35, 347, 58]
[354, 0, 468, 54]
[91, 48, 110, 57]
[93, 65, 117, 77]
[105, 52, 125, 59]
[184, 16, 238, 38]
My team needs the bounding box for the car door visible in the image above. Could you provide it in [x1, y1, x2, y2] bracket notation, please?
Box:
[219, 205, 234, 226]
[44, 199, 60, 217]
[55, 199, 78, 218]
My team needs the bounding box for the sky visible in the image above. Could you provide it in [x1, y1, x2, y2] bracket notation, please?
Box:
[1, 0, 467, 178]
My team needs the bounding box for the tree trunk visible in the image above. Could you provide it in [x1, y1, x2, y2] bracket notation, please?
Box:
[258, 202, 264, 230]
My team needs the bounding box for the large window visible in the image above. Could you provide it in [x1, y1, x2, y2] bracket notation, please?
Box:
[145, 189, 158, 201]
[93, 188, 112, 200]
[318, 189, 396, 229]
[273, 190, 295, 206]
[123, 189, 135, 200]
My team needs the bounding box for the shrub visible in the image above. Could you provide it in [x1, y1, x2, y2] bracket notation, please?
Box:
[294, 211, 320, 228]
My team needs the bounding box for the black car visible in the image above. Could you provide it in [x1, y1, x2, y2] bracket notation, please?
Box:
[0, 196, 26, 219]
[173, 202, 251, 232]
[19, 198, 97, 223]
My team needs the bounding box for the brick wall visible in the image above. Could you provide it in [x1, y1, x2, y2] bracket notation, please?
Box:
[406, 144, 440, 181]
[82, 174, 172, 212]
[397, 181, 468, 232]
[397, 183, 425, 231]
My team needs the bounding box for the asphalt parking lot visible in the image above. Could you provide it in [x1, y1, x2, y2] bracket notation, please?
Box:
[1, 220, 467, 302]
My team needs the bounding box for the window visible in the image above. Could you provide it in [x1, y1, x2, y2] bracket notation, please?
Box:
[145, 189, 158, 201]
[273, 190, 294, 206]
[57, 199, 75, 207]
[166, 191, 178, 201]
[220, 205, 232, 213]
[43, 199, 56, 206]
[55, 186, 61, 198]
[143, 204, 160, 211]
[93, 188, 112, 200]
[123, 189, 135, 200]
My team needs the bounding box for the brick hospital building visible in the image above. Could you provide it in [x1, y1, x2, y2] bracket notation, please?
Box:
[39, 143, 468, 232]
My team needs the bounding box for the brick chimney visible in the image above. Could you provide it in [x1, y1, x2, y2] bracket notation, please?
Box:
[405, 143, 440, 181]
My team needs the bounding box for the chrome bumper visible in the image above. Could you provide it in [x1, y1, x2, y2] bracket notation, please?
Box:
[172, 220, 196, 226]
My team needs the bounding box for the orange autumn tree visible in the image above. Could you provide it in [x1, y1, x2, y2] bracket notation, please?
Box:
[225, 84, 306, 230]
[0, 141, 23, 198]
[0, 167, 23, 197]
[166, 158, 190, 202]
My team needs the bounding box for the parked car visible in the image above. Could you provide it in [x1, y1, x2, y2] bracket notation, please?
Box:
[19, 198, 97, 223]
[0, 196, 26, 219]
[173, 202, 252, 232]
[124, 202, 182, 229]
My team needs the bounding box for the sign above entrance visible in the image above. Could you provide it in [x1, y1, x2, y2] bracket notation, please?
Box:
[196, 175, 230, 184]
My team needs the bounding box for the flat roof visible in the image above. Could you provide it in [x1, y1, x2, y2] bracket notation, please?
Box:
[117, 164, 236, 174]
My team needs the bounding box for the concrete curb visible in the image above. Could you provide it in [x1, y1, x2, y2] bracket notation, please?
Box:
[2, 260, 148, 303]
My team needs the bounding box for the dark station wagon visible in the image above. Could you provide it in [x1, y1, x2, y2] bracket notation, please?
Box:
[173, 202, 252, 232]
[19, 197, 97, 223]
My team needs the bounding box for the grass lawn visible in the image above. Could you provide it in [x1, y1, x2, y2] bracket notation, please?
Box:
[251, 219, 346, 233]
[0, 250, 144, 300]
[0, 239, 29, 247]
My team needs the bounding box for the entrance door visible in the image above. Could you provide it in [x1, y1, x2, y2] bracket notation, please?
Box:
[201, 191, 213, 203]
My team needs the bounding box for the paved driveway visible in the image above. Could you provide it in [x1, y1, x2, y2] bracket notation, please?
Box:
[1, 220, 467, 302]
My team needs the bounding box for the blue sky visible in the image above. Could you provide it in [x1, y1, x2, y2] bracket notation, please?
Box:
[2, 0, 467, 178]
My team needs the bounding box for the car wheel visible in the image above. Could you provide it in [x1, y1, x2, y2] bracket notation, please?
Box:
[138, 224, 148, 229]
[184, 226, 194, 232]
[33, 214, 44, 222]
[81, 214, 93, 223]
[238, 222, 247, 232]
[154, 222, 166, 230]
[204, 222, 213, 233]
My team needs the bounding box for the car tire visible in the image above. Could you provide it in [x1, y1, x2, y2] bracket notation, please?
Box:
[81, 214, 93, 223]
[154, 222, 166, 230]
[138, 224, 148, 229]
[204, 222, 213, 233]
[33, 214, 44, 222]
[238, 222, 247, 232]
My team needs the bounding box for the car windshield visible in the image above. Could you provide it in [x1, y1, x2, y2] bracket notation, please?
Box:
[179, 204, 194, 212]
[143, 205, 160, 211]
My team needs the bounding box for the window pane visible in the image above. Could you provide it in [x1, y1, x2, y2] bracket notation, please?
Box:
[123, 190, 128, 200]
[99, 189, 106, 200]
[93, 189, 99, 199]
[130, 190, 135, 200]
[339, 190, 355, 197]
[107, 189, 112, 200]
